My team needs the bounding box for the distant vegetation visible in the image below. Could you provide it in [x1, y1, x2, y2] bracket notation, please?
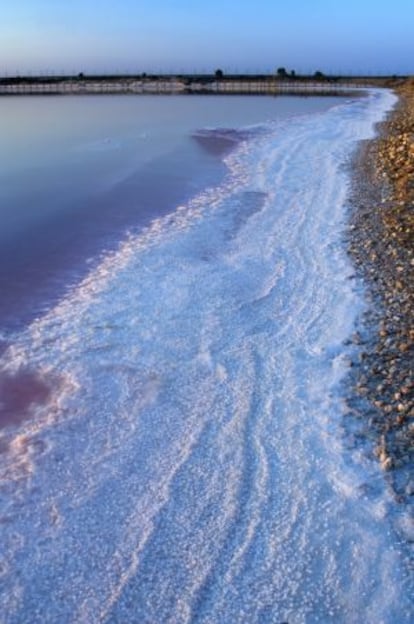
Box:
[0, 70, 408, 88]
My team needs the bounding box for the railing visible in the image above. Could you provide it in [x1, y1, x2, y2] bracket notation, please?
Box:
[0, 78, 368, 96]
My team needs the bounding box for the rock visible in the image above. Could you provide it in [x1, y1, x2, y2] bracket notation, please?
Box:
[405, 480, 414, 496]
[347, 78, 414, 492]
[381, 456, 393, 471]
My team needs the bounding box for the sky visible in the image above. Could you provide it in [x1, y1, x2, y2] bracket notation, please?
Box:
[1, 0, 413, 76]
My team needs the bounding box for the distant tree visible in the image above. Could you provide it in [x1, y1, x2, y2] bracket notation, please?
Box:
[290, 69, 296, 77]
[277, 67, 288, 78]
[78, 72, 84, 80]
[215, 69, 224, 79]
[314, 70, 325, 80]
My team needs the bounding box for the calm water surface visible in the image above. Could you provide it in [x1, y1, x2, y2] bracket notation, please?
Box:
[0, 95, 345, 330]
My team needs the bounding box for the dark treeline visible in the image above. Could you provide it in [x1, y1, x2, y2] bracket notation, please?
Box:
[0, 71, 408, 86]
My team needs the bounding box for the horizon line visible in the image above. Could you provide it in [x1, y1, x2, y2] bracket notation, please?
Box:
[0, 70, 411, 80]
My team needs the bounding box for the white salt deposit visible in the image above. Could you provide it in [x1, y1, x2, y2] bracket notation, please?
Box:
[1, 89, 412, 624]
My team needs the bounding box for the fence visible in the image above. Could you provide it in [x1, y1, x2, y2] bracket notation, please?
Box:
[0, 78, 368, 96]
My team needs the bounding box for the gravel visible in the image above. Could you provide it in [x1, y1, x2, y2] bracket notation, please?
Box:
[346, 78, 414, 505]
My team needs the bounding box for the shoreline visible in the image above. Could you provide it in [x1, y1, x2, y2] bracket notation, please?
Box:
[0, 77, 366, 97]
[347, 79, 413, 505]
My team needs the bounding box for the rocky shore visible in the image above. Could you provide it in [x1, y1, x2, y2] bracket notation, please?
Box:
[347, 79, 413, 506]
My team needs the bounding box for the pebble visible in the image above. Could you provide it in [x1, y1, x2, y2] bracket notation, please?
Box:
[406, 481, 414, 496]
[347, 77, 414, 501]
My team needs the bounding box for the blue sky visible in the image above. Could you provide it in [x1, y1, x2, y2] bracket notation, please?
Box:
[1, 0, 413, 75]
